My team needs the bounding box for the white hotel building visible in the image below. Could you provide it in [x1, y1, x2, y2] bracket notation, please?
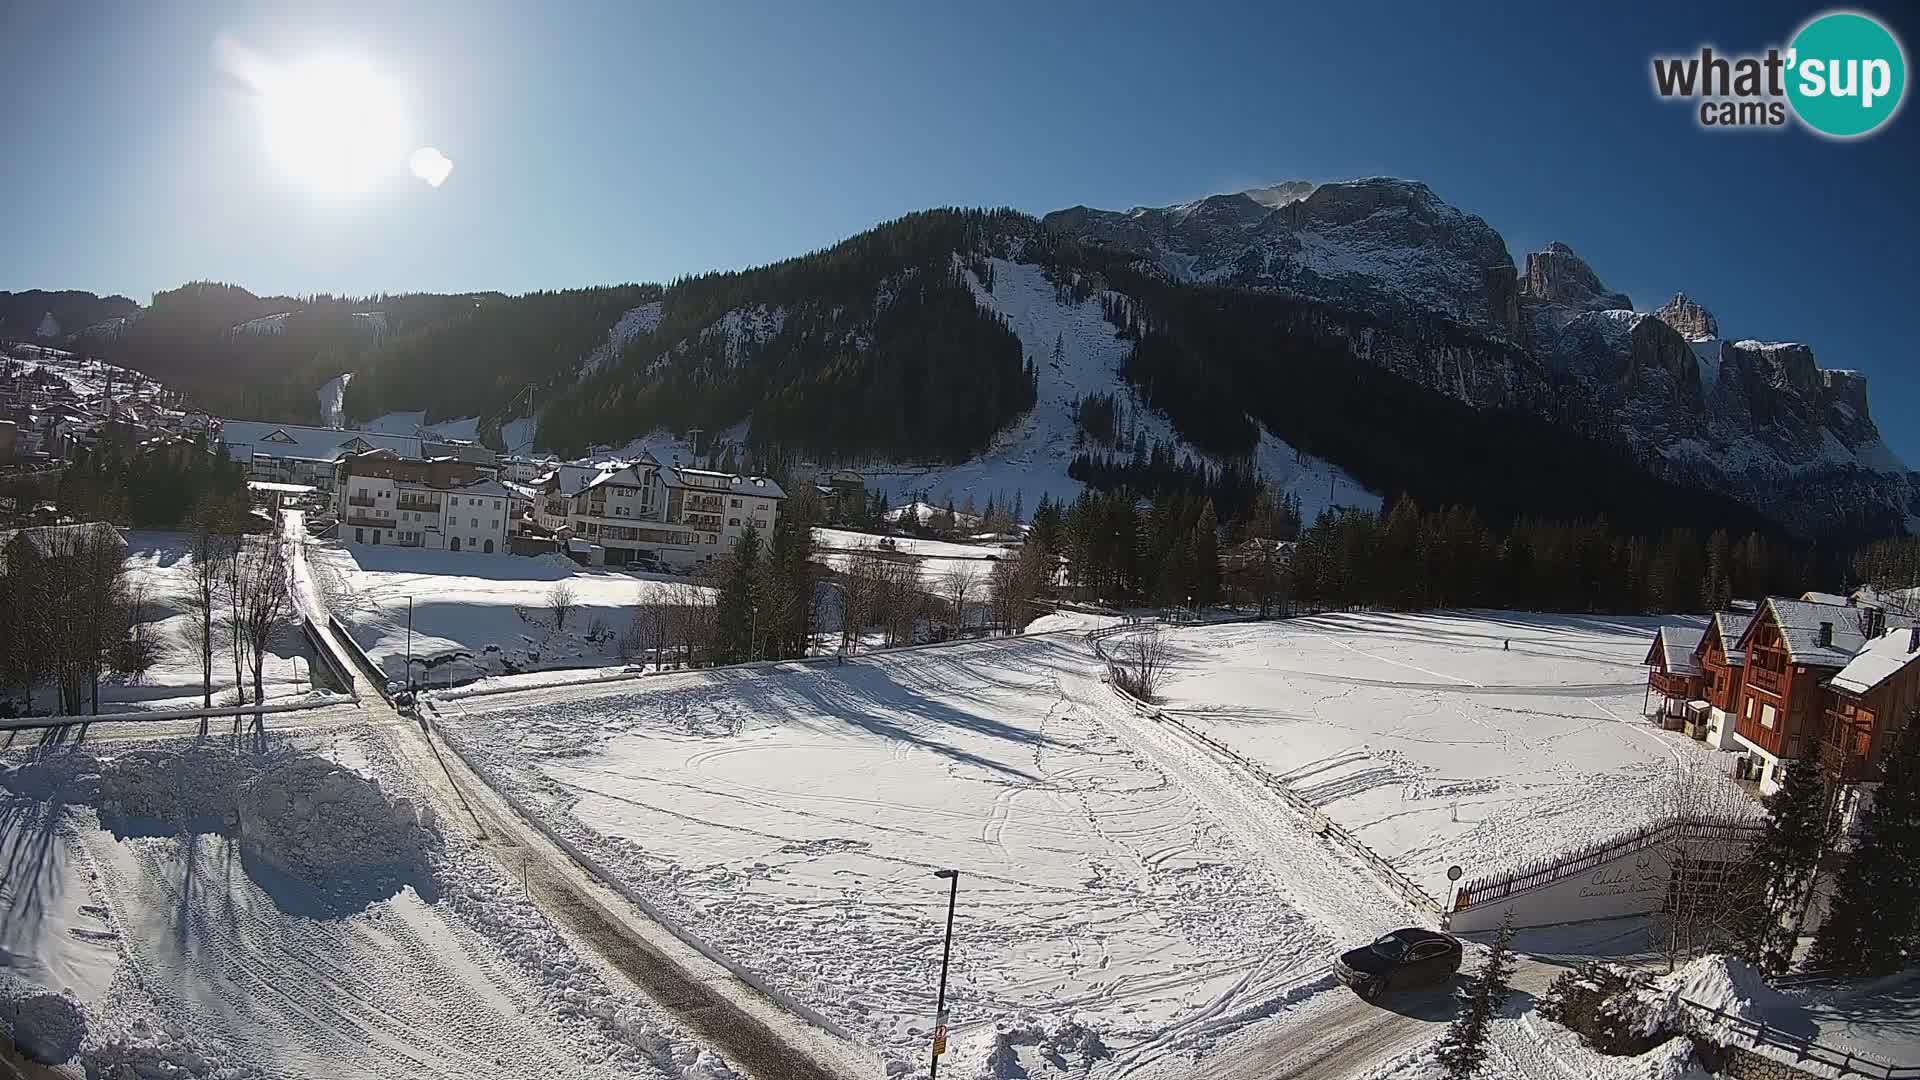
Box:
[333, 450, 512, 554]
[534, 453, 784, 567]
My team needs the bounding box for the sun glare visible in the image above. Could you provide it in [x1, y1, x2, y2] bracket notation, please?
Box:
[218, 36, 443, 194]
[257, 57, 408, 193]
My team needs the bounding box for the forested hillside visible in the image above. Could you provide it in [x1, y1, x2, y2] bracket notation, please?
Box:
[535, 209, 1040, 462]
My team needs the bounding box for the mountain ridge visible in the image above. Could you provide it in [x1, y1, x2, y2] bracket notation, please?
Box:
[9, 180, 1913, 542]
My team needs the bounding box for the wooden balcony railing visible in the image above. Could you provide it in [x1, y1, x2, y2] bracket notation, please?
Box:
[1747, 665, 1785, 695]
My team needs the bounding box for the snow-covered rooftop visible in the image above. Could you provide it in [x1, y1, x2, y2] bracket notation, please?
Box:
[1708, 610, 1753, 666]
[1646, 626, 1705, 676]
[1828, 624, 1920, 697]
[1745, 597, 1872, 668]
[218, 420, 421, 463]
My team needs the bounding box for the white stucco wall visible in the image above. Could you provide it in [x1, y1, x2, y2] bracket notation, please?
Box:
[1449, 829, 1755, 933]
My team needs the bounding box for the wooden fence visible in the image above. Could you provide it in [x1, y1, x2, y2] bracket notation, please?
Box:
[1452, 816, 1765, 911]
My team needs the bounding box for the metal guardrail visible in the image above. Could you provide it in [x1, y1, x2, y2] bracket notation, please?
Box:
[1088, 622, 1445, 919]
[300, 614, 356, 695]
[327, 613, 393, 703]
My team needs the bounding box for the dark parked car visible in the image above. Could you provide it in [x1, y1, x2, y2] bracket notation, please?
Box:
[1335, 928, 1462, 999]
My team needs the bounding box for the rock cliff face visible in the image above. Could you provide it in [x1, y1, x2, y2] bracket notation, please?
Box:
[1654, 293, 1719, 341]
[1045, 182, 1917, 539]
[1044, 178, 1521, 333]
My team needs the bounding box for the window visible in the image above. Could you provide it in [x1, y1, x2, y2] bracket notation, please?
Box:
[355, 528, 364, 543]
[490, 520, 499, 530]
[493, 499, 502, 510]
[470, 517, 479, 527]
[729, 517, 740, 527]
[731, 498, 742, 508]
[1761, 703, 1777, 730]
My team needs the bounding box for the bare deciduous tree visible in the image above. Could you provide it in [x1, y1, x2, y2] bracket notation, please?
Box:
[1108, 624, 1170, 702]
[548, 580, 578, 630]
[231, 536, 298, 725]
[1650, 760, 1770, 971]
[181, 508, 238, 707]
[839, 551, 889, 657]
[941, 564, 981, 637]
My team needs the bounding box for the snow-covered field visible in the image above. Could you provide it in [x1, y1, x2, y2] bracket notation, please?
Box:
[0, 728, 726, 1078]
[813, 527, 1013, 587]
[1151, 611, 1751, 897]
[430, 634, 1345, 1077]
[307, 542, 712, 687]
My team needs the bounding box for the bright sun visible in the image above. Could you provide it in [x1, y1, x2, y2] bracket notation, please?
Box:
[256, 57, 408, 193]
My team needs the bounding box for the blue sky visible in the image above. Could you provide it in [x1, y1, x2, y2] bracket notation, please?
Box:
[3, 0, 1916, 461]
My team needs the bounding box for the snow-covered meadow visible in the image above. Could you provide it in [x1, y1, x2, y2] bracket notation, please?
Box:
[0, 728, 727, 1079]
[1149, 611, 1752, 897]
[307, 542, 713, 687]
[430, 633, 1339, 1077]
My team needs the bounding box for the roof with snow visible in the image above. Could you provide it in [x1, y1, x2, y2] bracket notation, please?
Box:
[1741, 597, 1871, 668]
[218, 420, 421, 463]
[658, 466, 786, 499]
[1801, 590, 1852, 607]
[1645, 626, 1705, 676]
[1705, 611, 1754, 666]
[1827, 624, 1920, 697]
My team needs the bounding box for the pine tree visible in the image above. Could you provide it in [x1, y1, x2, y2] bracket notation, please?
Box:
[1809, 715, 1920, 974]
[1734, 760, 1836, 975]
[1190, 500, 1220, 609]
[713, 527, 761, 663]
[1436, 915, 1516, 1079]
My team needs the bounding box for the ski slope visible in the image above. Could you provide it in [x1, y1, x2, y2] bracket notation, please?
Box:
[429, 633, 1378, 1077]
[863, 258, 1379, 522]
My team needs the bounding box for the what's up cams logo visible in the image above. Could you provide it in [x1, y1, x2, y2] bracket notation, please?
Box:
[1652, 10, 1906, 137]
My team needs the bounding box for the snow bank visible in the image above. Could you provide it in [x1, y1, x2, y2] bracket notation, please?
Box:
[80, 1018, 266, 1080]
[1, 747, 437, 917]
[945, 1018, 1111, 1080]
[1652, 955, 1795, 1028]
[236, 757, 437, 913]
[0, 989, 86, 1064]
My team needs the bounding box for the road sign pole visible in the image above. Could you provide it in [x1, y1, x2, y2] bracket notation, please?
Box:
[930, 869, 958, 1078]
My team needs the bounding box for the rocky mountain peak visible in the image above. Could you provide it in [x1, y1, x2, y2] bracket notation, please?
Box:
[1520, 242, 1630, 310]
[1653, 292, 1719, 341]
[1242, 181, 1316, 209]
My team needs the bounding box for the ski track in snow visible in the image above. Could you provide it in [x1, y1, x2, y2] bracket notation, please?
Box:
[430, 633, 1369, 1076]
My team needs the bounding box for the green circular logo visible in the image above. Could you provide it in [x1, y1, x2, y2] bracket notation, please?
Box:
[1787, 11, 1907, 137]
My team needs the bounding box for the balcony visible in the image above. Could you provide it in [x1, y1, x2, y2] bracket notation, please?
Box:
[347, 494, 376, 508]
[1649, 671, 1702, 699]
[344, 513, 391, 528]
[684, 495, 724, 514]
[1746, 665, 1785, 695]
[1820, 710, 1881, 781]
[397, 499, 442, 514]
[682, 512, 722, 531]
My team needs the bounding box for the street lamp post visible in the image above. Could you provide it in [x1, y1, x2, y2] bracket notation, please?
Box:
[929, 869, 959, 1079]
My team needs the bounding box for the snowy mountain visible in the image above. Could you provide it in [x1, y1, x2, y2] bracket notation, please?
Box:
[1045, 181, 1918, 539]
